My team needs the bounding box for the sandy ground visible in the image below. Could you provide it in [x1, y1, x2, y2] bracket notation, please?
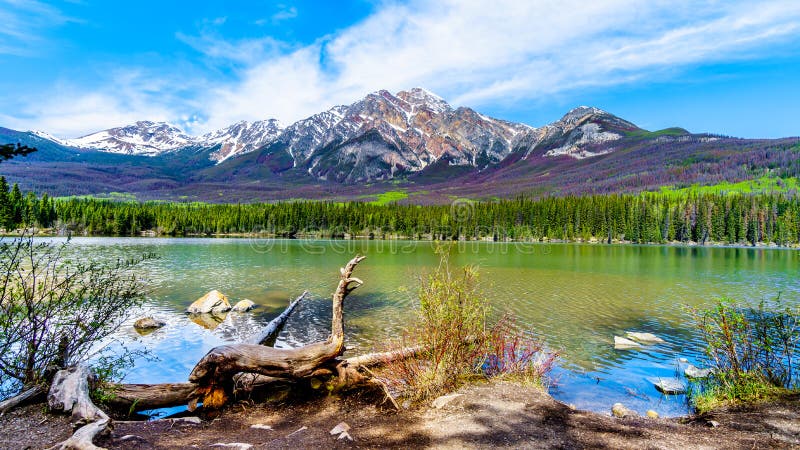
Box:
[2, 382, 799, 449]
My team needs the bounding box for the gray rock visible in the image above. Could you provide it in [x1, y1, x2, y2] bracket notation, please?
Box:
[651, 378, 686, 395]
[133, 317, 166, 330]
[330, 422, 350, 435]
[614, 336, 641, 349]
[611, 402, 638, 418]
[187, 290, 231, 314]
[231, 299, 256, 312]
[338, 431, 354, 441]
[684, 364, 713, 378]
[625, 331, 665, 344]
[432, 393, 464, 409]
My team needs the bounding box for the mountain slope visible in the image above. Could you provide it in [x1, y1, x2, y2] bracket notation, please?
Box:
[2, 87, 798, 202]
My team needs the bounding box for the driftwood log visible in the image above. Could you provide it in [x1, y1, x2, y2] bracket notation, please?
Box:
[47, 365, 111, 450]
[37, 253, 428, 447]
[188, 255, 366, 409]
[106, 291, 310, 412]
[0, 385, 44, 416]
[245, 290, 308, 345]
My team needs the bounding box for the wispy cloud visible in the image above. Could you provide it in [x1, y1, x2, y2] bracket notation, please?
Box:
[6, 0, 800, 136]
[272, 5, 297, 23]
[194, 0, 800, 133]
[0, 0, 78, 56]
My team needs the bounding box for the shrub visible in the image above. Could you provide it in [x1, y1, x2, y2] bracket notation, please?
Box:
[688, 297, 799, 412]
[380, 247, 556, 402]
[0, 235, 149, 400]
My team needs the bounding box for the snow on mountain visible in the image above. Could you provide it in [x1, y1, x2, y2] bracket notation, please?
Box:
[200, 119, 283, 163]
[64, 121, 196, 156]
[26, 88, 641, 180]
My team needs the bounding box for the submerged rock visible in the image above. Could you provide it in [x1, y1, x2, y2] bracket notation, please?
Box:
[611, 403, 638, 418]
[187, 290, 231, 314]
[188, 312, 227, 330]
[133, 317, 166, 330]
[231, 299, 256, 312]
[684, 364, 713, 378]
[652, 378, 686, 395]
[614, 336, 641, 349]
[625, 331, 665, 344]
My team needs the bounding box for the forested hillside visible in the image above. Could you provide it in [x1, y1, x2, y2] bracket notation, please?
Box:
[2, 176, 798, 246]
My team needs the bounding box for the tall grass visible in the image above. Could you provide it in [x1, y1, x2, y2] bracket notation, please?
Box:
[379, 248, 557, 402]
[688, 297, 799, 413]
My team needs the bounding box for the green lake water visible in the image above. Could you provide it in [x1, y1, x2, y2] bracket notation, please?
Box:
[57, 238, 800, 417]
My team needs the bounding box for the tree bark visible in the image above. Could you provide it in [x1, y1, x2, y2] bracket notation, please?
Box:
[0, 385, 44, 416]
[105, 382, 196, 411]
[245, 290, 308, 345]
[47, 366, 110, 450]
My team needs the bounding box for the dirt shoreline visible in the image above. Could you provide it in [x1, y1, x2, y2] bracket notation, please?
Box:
[2, 381, 798, 449]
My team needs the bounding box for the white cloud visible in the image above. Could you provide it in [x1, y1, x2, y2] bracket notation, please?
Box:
[193, 0, 800, 133]
[6, 0, 800, 136]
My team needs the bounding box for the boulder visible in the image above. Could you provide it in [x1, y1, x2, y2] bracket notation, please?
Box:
[330, 422, 350, 435]
[625, 331, 665, 344]
[432, 393, 464, 409]
[684, 364, 713, 378]
[133, 317, 166, 330]
[187, 290, 231, 314]
[231, 299, 256, 312]
[651, 378, 686, 395]
[646, 410, 659, 419]
[611, 403, 638, 418]
[614, 336, 641, 349]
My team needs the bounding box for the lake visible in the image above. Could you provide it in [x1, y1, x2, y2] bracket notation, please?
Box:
[59, 237, 800, 417]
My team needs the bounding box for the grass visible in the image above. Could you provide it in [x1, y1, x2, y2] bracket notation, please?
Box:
[626, 127, 689, 139]
[55, 191, 138, 201]
[654, 176, 799, 198]
[368, 190, 409, 205]
[690, 373, 791, 413]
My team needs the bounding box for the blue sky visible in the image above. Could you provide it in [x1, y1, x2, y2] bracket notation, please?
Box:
[1, 0, 799, 139]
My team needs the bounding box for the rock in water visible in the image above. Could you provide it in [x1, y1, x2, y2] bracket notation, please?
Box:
[684, 364, 713, 378]
[187, 290, 231, 314]
[231, 299, 256, 312]
[611, 403, 638, 418]
[651, 378, 686, 395]
[614, 336, 641, 349]
[625, 331, 665, 344]
[133, 317, 166, 330]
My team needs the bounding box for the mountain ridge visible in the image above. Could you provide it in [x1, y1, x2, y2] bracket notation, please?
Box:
[25, 88, 636, 181]
[4, 87, 799, 203]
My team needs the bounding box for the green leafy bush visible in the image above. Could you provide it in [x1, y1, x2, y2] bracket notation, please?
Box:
[689, 297, 799, 412]
[381, 247, 556, 402]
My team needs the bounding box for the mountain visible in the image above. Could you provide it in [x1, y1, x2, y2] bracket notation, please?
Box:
[63, 121, 195, 156]
[199, 119, 283, 163]
[2, 88, 798, 202]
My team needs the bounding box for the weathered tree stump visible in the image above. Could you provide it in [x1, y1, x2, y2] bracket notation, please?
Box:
[47, 365, 111, 450]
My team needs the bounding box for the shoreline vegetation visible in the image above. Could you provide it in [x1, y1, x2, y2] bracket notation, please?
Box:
[0, 234, 797, 447]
